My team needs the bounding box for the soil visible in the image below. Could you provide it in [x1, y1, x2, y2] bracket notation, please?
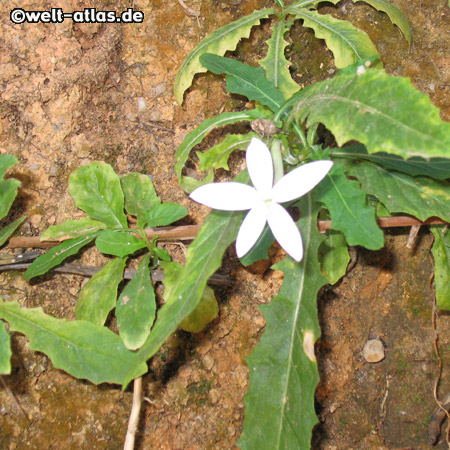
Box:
[0, 0, 449, 449]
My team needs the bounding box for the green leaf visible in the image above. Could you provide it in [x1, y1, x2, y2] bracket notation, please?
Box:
[175, 109, 261, 192]
[144, 202, 188, 228]
[239, 226, 275, 266]
[0, 319, 11, 375]
[337, 55, 382, 74]
[121, 173, 161, 227]
[289, 69, 450, 158]
[174, 8, 275, 104]
[41, 218, 106, 241]
[75, 257, 127, 325]
[319, 230, 350, 284]
[431, 226, 450, 311]
[331, 145, 450, 180]
[0, 154, 18, 180]
[239, 194, 327, 450]
[0, 216, 26, 247]
[287, 9, 378, 68]
[116, 255, 155, 350]
[162, 261, 219, 333]
[197, 132, 257, 171]
[259, 19, 300, 99]
[351, 0, 411, 44]
[317, 165, 384, 250]
[0, 299, 147, 384]
[179, 285, 218, 333]
[351, 162, 450, 222]
[287, 0, 340, 8]
[95, 230, 147, 257]
[24, 234, 98, 280]
[69, 162, 127, 229]
[0, 178, 21, 221]
[200, 54, 286, 112]
[123, 207, 245, 387]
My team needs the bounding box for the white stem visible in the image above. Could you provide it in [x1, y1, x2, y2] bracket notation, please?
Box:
[123, 377, 143, 450]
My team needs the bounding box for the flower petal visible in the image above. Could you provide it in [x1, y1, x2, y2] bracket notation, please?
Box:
[272, 160, 333, 203]
[267, 203, 303, 261]
[246, 138, 273, 197]
[236, 202, 268, 258]
[190, 182, 258, 211]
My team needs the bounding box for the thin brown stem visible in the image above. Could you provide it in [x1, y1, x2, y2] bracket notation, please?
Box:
[7, 217, 447, 249]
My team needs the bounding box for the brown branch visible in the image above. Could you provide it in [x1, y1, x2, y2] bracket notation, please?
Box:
[8, 217, 448, 250]
[0, 261, 231, 285]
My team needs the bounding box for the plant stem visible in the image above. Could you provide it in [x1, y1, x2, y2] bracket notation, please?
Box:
[271, 139, 284, 183]
[124, 376, 143, 450]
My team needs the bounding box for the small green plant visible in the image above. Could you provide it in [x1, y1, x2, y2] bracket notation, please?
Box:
[127, 1, 449, 448]
[0, 1, 449, 449]
[0, 162, 218, 384]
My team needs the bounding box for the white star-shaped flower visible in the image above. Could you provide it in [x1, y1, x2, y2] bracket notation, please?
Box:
[190, 138, 333, 262]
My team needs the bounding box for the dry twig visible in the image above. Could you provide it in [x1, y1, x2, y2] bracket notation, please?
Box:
[124, 377, 143, 450]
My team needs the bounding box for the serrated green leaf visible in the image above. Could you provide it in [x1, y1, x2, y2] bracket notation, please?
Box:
[144, 202, 188, 228]
[0, 154, 17, 180]
[317, 165, 384, 249]
[319, 230, 350, 284]
[95, 230, 147, 257]
[116, 255, 155, 350]
[351, 162, 450, 222]
[259, 19, 300, 99]
[351, 0, 411, 44]
[239, 194, 327, 450]
[75, 257, 127, 325]
[0, 299, 147, 384]
[197, 132, 257, 171]
[200, 54, 286, 112]
[123, 171, 248, 387]
[0, 319, 11, 374]
[287, 0, 340, 8]
[0, 178, 20, 221]
[331, 145, 450, 180]
[41, 218, 106, 241]
[289, 70, 450, 158]
[174, 8, 275, 104]
[24, 234, 98, 280]
[121, 173, 161, 224]
[175, 109, 262, 192]
[0, 216, 26, 247]
[288, 9, 378, 68]
[69, 162, 127, 229]
[431, 226, 450, 311]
